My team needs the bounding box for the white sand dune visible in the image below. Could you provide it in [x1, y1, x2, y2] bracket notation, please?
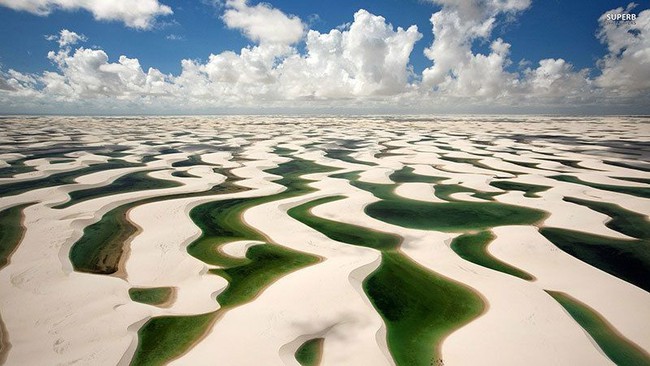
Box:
[0, 151, 261, 365]
[489, 226, 650, 351]
[306, 177, 615, 365]
[173, 194, 392, 366]
[394, 182, 445, 203]
[220, 240, 265, 258]
[0, 116, 648, 366]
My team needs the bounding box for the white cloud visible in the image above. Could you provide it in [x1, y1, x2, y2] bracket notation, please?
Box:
[596, 4, 650, 93]
[0, 76, 15, 91]
[1, 2, 649, 114]
[174, 43, 294, 104]
[427, 0, 530, 22]
[422, 0, 530, 92]
[222, 0, 304, 45]
[418, 0, 626, 108]
[46, 29, 86, 48]
[166, 34, 184, 41]
[521, 58, 593, 105]
[278, 10, 422, 98]
[0, 68, 39, 96]
[434, 38, 518, 99]
[41, 46, 174, 100]
[0, 0, 172, 29]
[170, 9, 421, 102]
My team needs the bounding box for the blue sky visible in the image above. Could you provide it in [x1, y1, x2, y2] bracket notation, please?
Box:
[0, 0, 648, 114]
[1, 0, 643, 75]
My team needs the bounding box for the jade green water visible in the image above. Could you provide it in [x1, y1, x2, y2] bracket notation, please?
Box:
[332, 171, 512, 210]
[54, 170, 182, 209]
[490, 180, 551, 198]
[614, 176, 650, 185]
[130, 312, 215, 366]
[129, 287, 174, 306]
[70, 204, 136, 274]
[388, 166, 446, 184]
[0, 204, 30, 269]
[0, 160, 142, 197]
[439, 155, 523, 175]
[69, 167, 252, 275]
[287, 196, 400, 251]
[604, 160, 650, 173]
[503, 159, 539, 170]
[374, 145, 402, 159]
[318, 170, 556, 364]
[540, 228, 650, 292]
[551, 175, 650, 199]
[450, 231, 534, 280]
[210, 244, 318, 308]
[172, 155, 208, 168]
[547, 291, 650, 366]
[50, 159, 76, 164]
[287, 193, 485, 366]
[187, 158, 338, 267]
[171, 171, 198, 178]
[295, 338, 324, 366]
[0, 145, 124, 178]
[0, 158, 36, 178]
[366, 199, 545, 232]
[563, 197, 650, 239]
[433, 184, 502, 202]
[131, 158, 333, 365]
[365, 252, 484, 366]
[538, 158, 596, 170]
[325, 149, 376, 166]
[187, 197, 266, 267]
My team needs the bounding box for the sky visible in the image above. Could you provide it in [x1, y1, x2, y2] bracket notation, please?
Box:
[0, 0, 648, 115]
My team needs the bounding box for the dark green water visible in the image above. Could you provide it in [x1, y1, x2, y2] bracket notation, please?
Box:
[287, 193, 485, 366]
[450, 231, 534, 280]
[129, 287, 174, 306]
[0, 160, 142, 197]
[551, 175, 650, 199]
[69, 167, 252, 275]
[54, 170, 182, 209]
[490, 180, 551, 198]
[365, 200, 545, 232]
[295, 338, 324, 366]
[0, 204, 31, 269]
[540, 228, 650, 292]
[547, 291, 650, 366]
[131, 158, 334, 365]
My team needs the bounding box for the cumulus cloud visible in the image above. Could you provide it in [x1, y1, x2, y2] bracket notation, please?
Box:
[170, 9, 422, 103]
[418, 0, 632, 108]
[521, 58, 593, 105]
[278, 10, 422, 98]
[0, 68, 40, 96]
[222, 0, 304, 45]
[422, 0, 530, 94]
[427, 0, 530, 22]
[46, 29, 86, 48]
[174, 43, 294, 104]
[0, 76, 16, 91]
[596, 4, 650, 93]
[1, 2, 649, 113]
[0, 0, 172, 29]
[40, 45, 173, 100]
